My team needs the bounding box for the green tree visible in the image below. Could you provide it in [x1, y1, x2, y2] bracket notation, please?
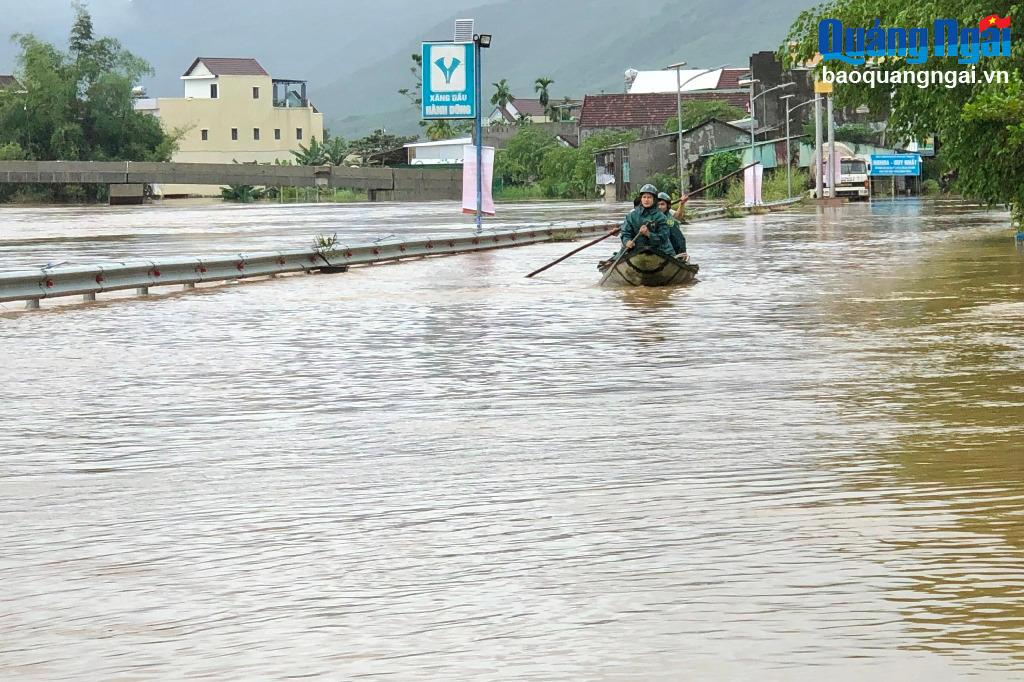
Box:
[664, 100, 747, 133]
[535, 130, 636, 199]
[491, 79, 515, 108]
[703, 151, 741, 198]
[494, 125, 557, 185]
[322, 130, 348, 165]
[534, 77, 554, 109]
[292, 136, 329, 165]
[0, 5, 174, 201]
[349, 128, 417, 165]
[783, 0, 1024, 225]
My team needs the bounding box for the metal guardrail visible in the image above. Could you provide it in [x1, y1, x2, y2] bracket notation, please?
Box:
[1, 224, 613, 309]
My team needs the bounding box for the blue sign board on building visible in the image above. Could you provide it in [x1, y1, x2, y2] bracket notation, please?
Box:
[869, 154, 922, 176]
[421, 42, 476, 120]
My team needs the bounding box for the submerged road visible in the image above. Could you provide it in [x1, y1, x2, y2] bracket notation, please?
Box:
[1, 198, 1023, 680]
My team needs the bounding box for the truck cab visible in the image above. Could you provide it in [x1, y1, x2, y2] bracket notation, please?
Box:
[822, 156, 870, 201]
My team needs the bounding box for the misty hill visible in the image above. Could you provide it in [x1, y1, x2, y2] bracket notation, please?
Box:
[0, 0, 816, 138]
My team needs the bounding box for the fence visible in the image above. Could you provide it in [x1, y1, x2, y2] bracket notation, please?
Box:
[0, 224, 614, 309]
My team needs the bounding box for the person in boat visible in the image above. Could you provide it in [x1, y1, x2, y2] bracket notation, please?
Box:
[657, 191, 688, 261]
[617, 184, 674, 258]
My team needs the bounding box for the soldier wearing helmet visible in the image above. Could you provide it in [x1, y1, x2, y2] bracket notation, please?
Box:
[657, 191, 688, 260]
[617, 183, 673, 257]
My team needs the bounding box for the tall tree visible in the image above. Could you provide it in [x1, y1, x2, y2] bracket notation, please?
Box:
[0, 4, 174, 182]
[534, 77, 554, 108]
[490, 79, 515, 109]
[784, 0, 1024, 225]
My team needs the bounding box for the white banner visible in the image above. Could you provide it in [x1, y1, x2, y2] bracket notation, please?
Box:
[743, 162, 763, 207]
[462, 145, 495, 216]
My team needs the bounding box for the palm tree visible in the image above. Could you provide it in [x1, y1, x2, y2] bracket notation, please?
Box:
[534, 77, 554, 109]
[490, 79, 515, 109]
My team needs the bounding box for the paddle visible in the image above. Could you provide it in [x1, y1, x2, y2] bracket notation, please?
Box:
[524, 225, 620, 278]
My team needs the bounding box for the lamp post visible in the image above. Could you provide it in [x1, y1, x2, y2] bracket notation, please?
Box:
[738, 79, 794, 166]
[778, 95, 820, 199]
[473, 33, 491, 232]
[663, 62, 726, 195]
[664, 60, 686, 197]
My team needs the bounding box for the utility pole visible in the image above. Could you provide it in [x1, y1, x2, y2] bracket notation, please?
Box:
[827, 95, 836, 199]
[814, 97, 823, 199]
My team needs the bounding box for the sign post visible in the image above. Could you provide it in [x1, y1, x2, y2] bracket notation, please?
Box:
[421, 38, 487, 231]
[474, 38, 482, 232]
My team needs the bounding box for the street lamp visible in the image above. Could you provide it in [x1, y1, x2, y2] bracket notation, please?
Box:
[664, 61, 686, 197]
[738, 78, 793, 166]
[663, 62, 726, 196]
[472, 33, 491, 232]
[779, 95, 821, 198]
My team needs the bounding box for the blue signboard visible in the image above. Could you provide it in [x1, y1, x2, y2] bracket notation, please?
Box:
[421, 42, 476, 120]
[869, 154, 922, 176]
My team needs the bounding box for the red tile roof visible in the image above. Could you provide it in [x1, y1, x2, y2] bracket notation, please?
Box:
[579, 94, 678, 128]
[182, 57, 269, 77]
[580, 92, 749, 129]
[715, 68, 749, 90]
[680, 91, 751, 111]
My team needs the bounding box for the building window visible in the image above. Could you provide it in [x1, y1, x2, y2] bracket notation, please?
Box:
[274, 128, 281, 140]
[253, 128, 260, 141]
[296, 128, 303, 140]
[210, 83, 218, 99]
[252, 86, 259, 99]
[231, 128, 238, 141]
[201, 129, 208, 141]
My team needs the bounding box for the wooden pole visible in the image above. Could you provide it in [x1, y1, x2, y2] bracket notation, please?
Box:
[525, 225, 619, 278]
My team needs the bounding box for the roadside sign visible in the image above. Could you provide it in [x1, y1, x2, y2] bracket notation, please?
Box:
[421, 41, 476, 120]
[869, 154, 922, 176]
[814, 80, 833, 94]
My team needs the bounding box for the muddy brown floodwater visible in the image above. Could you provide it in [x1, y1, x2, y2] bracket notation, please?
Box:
[1, 198, 1022, 680]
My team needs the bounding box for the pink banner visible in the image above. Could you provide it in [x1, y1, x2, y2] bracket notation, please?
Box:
[743, 163, 763, 207]
[462, 145, 495, 216]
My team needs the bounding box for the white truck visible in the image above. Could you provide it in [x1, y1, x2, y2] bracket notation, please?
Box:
[811, 143, 871, 201]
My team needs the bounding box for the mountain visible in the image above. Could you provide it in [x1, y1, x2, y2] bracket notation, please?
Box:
[0, 0, 817, 138]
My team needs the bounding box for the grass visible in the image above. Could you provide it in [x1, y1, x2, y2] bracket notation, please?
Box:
[549, 229, 579, 242]
[268, 187, 367, 202]
[494, 184, 547, 201]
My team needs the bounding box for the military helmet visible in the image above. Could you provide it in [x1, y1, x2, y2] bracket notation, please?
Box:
[638, 183, 658, 196]
[657, 192, 671, 202]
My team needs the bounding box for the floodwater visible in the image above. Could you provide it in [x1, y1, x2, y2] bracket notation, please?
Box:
[1, 198, 1023, 680]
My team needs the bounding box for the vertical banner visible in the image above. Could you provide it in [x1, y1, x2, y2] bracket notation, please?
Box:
[462, 145, 495, 216]
[743, 162, 763, 206]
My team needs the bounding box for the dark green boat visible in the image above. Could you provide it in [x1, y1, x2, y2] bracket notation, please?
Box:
[597, 249, 699, 287]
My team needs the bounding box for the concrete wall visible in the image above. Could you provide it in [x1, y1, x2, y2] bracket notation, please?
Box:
[372, 168, 462, 201]
[0, 161, 461, 202]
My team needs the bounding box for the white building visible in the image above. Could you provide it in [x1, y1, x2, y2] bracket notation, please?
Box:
[625, 67, 748, 94]
[403, 137, 472, 165]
